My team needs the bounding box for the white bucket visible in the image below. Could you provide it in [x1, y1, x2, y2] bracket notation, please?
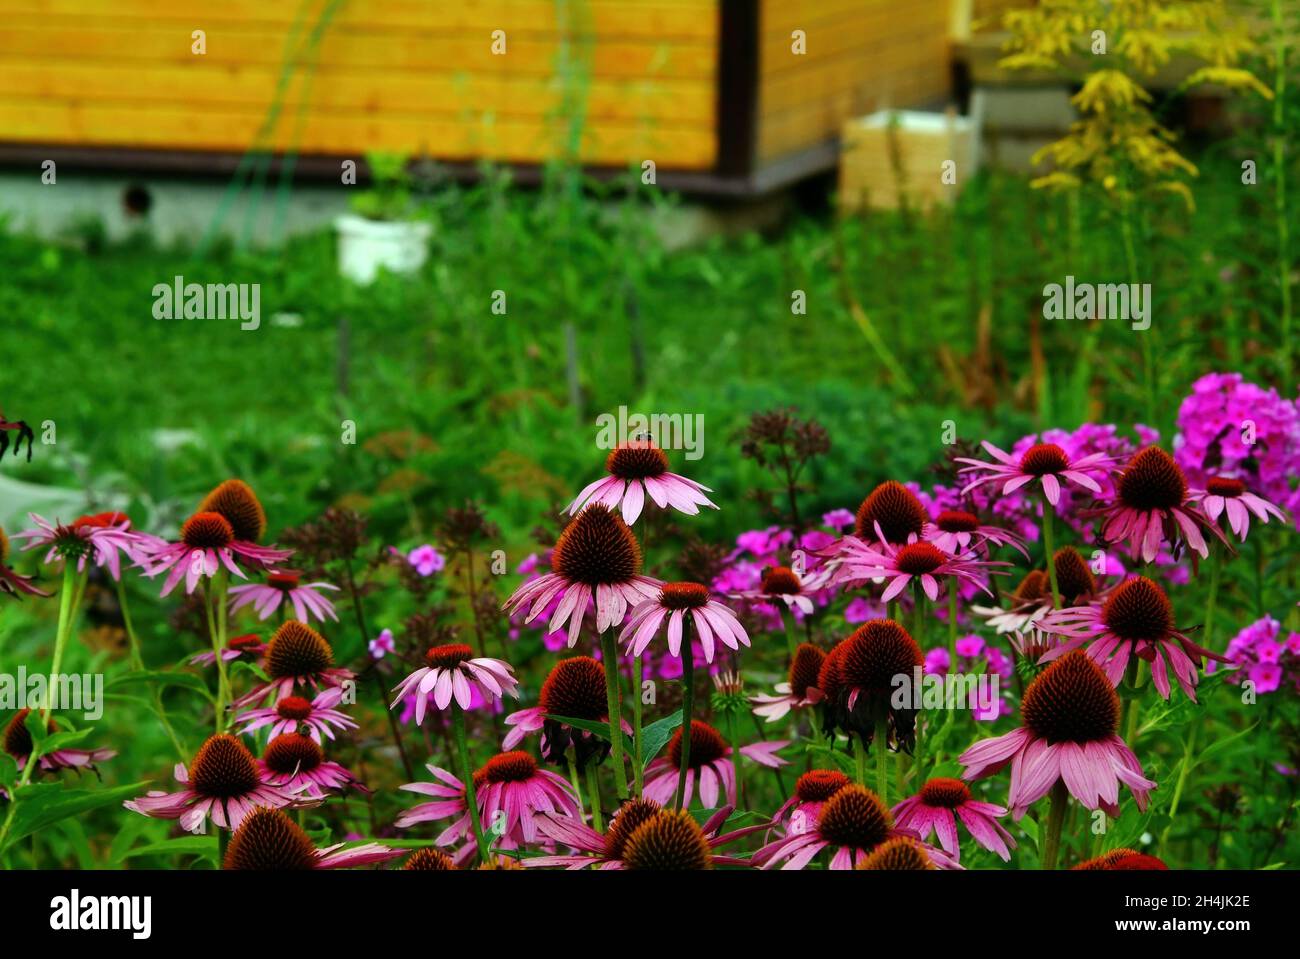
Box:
[334, 214, 432, 285]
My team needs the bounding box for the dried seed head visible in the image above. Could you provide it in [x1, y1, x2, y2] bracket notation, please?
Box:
[189, 734, 261, 798]
[538, 656, 607, 721]
[855, 482, 927, 544]
[1101, 576, 1174, 643]
[1118, 447, 1187, 511]
[1022, 651, 1119, 745]
[817, 785, 893, 849]
[667, 720, 728, 770]
[223, 807, 317, 870]
[855, 837, 934, 870]
[265, 620, 334, 679]
[621, 810, 713, 871]
[200, 479, 267, 543]
[551, 506, 642, 586]
[181, 511, 234, 550]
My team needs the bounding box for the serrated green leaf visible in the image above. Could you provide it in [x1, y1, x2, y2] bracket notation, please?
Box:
[639, 710, 684, 768]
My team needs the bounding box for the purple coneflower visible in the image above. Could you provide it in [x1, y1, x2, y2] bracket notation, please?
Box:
[751, 643, 826, 722]
[818, 620, 924, 755]
[729, 564, 825, 616]
[641, 720, 787, 809]
[235, 688, 356, 743]
[1088, 447, 1228, 563]
[752, 784, 959, 870]
[4, 708, 115, 773]
[256, 732, 366, 798]
[621, 582, 750, 663]
[923, 509, 1028, 557]
[566, 439, 716, 526]
[389, 642, 518, 725]
[228, 569, 339, 623]
[190, 632, 266, 667]
[233, 620, 354, 708]
[1190, 476, 1288, 541]
[530, 799, 764, 869]
[123, 734, 297, 833]
[396, 752, 579, 847]
[959, 651, 1156, 821]
[140, 511, 291, 597]
[503, 656, 621, 769]
[831, 539, 1008, 602]
[770, 769, 851, 834]
[223, 807, 403, 870]
[957, 441, 1112, 506]
[11, 511, 148, 580]
[502, 505, 661, 647]
[1039, 575, 1226, 701]
[972, 548, 1101, 635]
[891, 777, 1015, 862]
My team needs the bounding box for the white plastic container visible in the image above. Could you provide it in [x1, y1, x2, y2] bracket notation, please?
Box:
[334, 214, 432, 285]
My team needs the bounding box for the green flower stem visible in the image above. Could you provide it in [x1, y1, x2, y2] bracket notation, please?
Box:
[567, 756, 586, 821]
[631, 654, 645, 797]
[115, 577, 185, 763]
[779, 606, 797, 660]
[1041, 780, 1069, 869]
[1041, 500, 1061, 610]
[947, 583, 959, 664]
[874, 717, 889, 805]
[674, 625, 695, 811]
[599, 631, 629, 801]
[43, 564, 85, 723]
[728, 709, 744, 808]
[452, 703, 489, 861]
[854, 734, 867, 786]
[585, 762, 604, 832]
[1123, 657, 1145, 746]
[217, 828, 228, 869]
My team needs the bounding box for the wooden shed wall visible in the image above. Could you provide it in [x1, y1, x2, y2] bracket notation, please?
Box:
[755, 0, 952, 165]
[0, 0, 721, 169]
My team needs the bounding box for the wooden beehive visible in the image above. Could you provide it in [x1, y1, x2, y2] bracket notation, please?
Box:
[0, 0, 970, 195]
[839, 110, 975, 211]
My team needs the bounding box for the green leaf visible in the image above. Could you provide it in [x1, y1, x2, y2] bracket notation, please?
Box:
[121, 836, 218, 865]
[639, 710, 684, 768]
[107, 670, 213, 702]
[0, 753, 17, 788]
[0, 782, 148, 852]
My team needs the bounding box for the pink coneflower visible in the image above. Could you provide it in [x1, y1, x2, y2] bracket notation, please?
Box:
[751, 643, 826, 722]
[235, 688, 356, 743]
[829, 538, 1008, 602]
[891, 778, 1015, 862]
[0, 526, 49, 598]
[140, 511, 292, 596]
[4, 708, 115, 773]
[11, 511, 149, 580]
[190, 632, 266, 667]
[1073, 848, 1168, 870]
[256, 732, 366, 798]
[1190, 477, 1288, 542]
[231, 620, 353, 708]
[923, 509, 1028, 557]
[396, 752, 579, 846]
[1088, 447, 1228, 563]
[503, 506, 661, 647]
[503, 656, 623, 768]
[642, 720, 787, 809]
[770, 769, 852, 834]
[389, 642, 518, 725]
[1039, 576, 1226, 701]
[729, 564, 826, 616]
[752, 784, 959, 870]
[853, 481, 930, 546]
[123, 734, 297, 833]
[223, 807, 403, 870]
[972, 548, 1102, 634]
[959, 651, 1156, 820]
[621, 583, 750, 663]
[228, 569, 339, 623]
[529, 799, 765, 869]
[957, 441, 1113, 506]
[566, 439, 716, 526]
